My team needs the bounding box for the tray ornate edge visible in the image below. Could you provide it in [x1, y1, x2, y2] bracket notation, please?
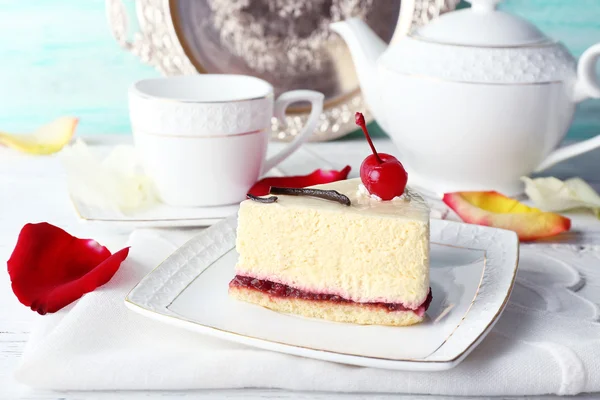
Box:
[106, 0, 459, 141]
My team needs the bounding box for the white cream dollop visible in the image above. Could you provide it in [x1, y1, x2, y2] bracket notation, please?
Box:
[356, 183, 406, 202]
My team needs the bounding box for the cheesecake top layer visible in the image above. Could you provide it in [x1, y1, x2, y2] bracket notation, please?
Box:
[249, 178, 429, 221]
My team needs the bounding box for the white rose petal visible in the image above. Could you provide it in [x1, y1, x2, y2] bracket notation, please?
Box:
[522, 176, 600, 219]
[60, 139, 156, 214]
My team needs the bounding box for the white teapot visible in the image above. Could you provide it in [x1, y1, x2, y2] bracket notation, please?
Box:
[331, 0, 600, 196]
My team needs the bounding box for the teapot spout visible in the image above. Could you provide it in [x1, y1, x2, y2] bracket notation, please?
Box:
[330, 18, 387, 123]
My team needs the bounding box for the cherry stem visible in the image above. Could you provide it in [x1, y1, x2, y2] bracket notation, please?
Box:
[355, 112, 382, 164]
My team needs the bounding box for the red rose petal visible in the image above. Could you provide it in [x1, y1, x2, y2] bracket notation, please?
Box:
[7, 223, 129, 315]
[248, 165, 352, 196]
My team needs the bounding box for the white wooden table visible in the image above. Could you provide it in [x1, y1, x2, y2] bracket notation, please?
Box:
[1, 137, 599, 400]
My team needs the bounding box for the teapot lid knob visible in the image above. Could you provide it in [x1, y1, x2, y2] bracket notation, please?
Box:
[466, 0, 502, 12]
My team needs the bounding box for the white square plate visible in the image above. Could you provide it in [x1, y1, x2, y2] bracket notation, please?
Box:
[126, 216, 519, 371]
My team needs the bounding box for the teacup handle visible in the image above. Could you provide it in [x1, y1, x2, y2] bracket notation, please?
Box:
[535, 43, 600, 172]
[261, 90, 324, 174]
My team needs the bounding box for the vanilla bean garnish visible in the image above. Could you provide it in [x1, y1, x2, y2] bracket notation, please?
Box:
[269, 187, 351, 206]
[246, 194, 278, 203]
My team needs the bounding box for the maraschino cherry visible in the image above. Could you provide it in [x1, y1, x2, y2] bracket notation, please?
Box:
[355, 112, 408, 200]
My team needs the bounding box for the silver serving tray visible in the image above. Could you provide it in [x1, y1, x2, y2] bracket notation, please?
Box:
[106, 0, 458, 141]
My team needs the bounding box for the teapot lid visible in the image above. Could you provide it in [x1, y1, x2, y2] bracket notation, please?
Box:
[413, 0, 550, 47]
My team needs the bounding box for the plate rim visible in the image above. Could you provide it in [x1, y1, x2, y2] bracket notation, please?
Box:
[125, 217, 519, 370]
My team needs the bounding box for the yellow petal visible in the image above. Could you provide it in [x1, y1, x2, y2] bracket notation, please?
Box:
[0, 117, 78, 155]
[443, 191, 571, 242]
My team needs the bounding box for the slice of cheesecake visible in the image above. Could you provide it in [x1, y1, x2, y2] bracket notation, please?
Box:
[229, 178, 431, 326]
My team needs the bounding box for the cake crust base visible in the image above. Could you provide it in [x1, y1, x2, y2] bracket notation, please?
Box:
[229, 286, 425, 327]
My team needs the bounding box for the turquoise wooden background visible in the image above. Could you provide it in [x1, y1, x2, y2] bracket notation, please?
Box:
[0, 0, 158, 135]
[0, 0, 598, 139]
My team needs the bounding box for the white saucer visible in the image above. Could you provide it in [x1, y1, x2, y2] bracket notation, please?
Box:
[71, 197, 239, 228]
[70, 146, 335, 228]
[126, 216, 519, 371]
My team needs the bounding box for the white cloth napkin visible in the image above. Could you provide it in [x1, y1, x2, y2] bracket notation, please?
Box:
[15, 228, 600, 396]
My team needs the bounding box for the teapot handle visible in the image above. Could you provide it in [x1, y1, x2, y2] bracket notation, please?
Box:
[573, 43, 600, 103]
[534, 44, 600, 172]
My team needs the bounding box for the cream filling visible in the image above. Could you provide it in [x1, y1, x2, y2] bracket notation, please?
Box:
[236, 178, 430, 307]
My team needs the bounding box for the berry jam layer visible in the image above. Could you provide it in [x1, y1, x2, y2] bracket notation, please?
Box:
[229, 275, 433, 317]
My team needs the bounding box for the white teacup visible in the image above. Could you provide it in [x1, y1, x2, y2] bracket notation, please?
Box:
[129, 75, 324, 207]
